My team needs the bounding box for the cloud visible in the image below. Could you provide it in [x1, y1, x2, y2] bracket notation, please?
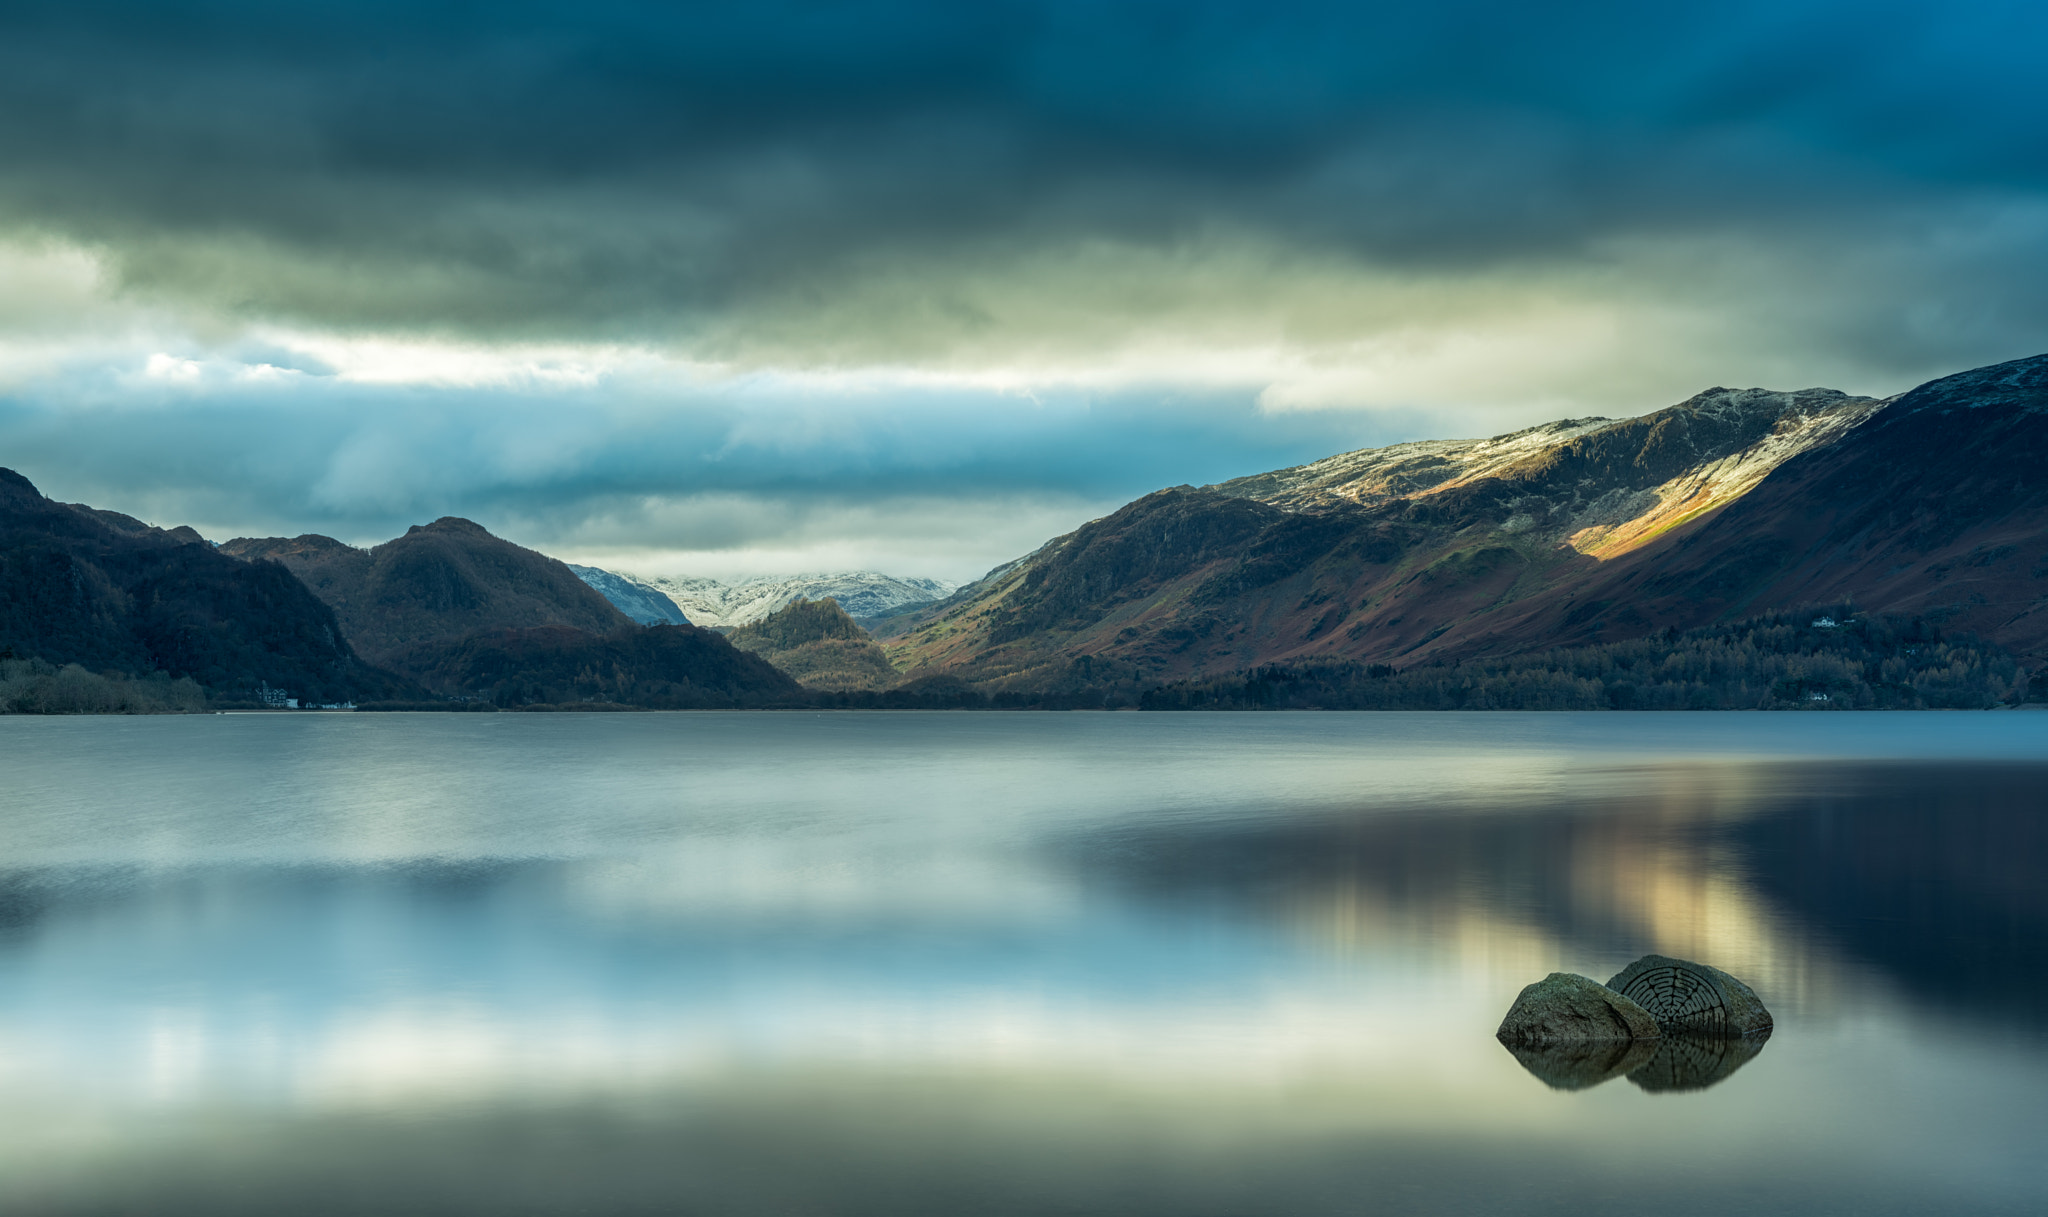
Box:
[1, 2, 2045, 572]
[0, 1, 2043, 365]
[0, 339, 1415, 579]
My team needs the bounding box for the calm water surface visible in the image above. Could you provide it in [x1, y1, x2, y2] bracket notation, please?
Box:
[0, 711, 2043, 1215]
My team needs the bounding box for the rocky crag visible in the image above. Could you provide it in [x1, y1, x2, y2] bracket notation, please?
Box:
[726, 597, 902, 692]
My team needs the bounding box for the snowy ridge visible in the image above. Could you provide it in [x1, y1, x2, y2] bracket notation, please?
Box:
[636, 572, 958, 629]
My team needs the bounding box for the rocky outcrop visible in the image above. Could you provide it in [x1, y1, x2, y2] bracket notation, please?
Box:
[727, 597, 901, 691]
[1495, 972, 1662, 1045]
[1607, 954, 1775, 1037]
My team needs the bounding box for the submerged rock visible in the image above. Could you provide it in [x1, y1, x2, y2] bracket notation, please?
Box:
[1607, 955, 1774, 1038]
[1495, 972, 1662, 1045]
[1627, 1030, 1771, 1093]
[1502, 1036, 1661, 1091]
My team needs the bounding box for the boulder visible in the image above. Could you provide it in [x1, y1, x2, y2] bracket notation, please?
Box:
[1495, 972, 1662, 1045]
[1607, 955, 1774, 1038]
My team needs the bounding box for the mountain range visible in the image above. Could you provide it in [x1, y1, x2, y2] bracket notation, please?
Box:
[877, 354, 2048, 693]
[4, 352, 2045, 710]
[637, 572, 958, 629]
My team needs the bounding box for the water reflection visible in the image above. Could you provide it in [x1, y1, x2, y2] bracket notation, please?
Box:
[1627, 1031, 1771, 1093]
[1500, 1036, 1659, 1090]
[0, 715, 2041, 1215]
[1501, 1030, 1770, 1093]
[1079, 760, 2048, 1039]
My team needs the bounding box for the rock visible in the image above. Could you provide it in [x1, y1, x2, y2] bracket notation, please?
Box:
[1501, 1037, 1661, 1091]
[1607, 955, 1774, 1038]
[1495, 972, 1662, 1045]
[1626, 1030, 1771, 1093]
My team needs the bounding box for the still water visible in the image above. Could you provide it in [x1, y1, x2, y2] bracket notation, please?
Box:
[0, 711, 2043, 1215]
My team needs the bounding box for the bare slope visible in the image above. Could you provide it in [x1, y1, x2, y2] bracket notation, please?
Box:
[880, 381, 1924, 689]
[1478, 353, 2048, 662]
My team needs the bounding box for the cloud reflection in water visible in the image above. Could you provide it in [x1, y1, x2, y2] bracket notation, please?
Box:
[0, 714, 2042, 1215]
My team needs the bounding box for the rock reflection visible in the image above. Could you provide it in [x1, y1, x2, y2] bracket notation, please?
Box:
[1626, 1032, 1770, 1093]
[1502, 1031, 1769, 1094]
[1501, 1037, 1659, 1091]
[1079, 760, 2048, 1036]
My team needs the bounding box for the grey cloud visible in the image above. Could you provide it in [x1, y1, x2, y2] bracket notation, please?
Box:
[0, 0, 2043, 374]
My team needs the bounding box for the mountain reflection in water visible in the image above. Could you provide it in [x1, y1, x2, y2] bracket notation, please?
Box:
[0, 713, 2041, 1216]
[1081, 760, 2048, 1039]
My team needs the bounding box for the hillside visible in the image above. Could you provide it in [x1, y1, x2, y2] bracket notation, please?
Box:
[1139, 611, 2031, 710]
[0, 469, 413, 704]
[394, 623, 804, 708]
[877, 355, 2048, 691]
[1464, 353, 2048, 660]
[879, 383, 1894, 690]
[727, 598, 901, 691]
[222, 519, 632, 667]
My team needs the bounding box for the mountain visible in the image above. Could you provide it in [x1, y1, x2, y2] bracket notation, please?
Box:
[395, 623, 803, 707]
[726, 598, 901, 691]
[1480, 353, 2048, 660]
[568, 564, 689, 625]
[0, 468, 413, 703]
[878, 357, 2048, 691]
[644, 572, 957, 628]
[221, 518, 801, 706]
[221, 519, 633, 667]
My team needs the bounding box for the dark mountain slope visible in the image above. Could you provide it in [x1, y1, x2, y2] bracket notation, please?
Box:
[0, 469, 412, 702]
[223, 519, 632, 666]
[396, 624, 803, 707]
[224, 517, 801, 706]
[1475, 353, 2048, 663]
[882, 385, 1889, 690]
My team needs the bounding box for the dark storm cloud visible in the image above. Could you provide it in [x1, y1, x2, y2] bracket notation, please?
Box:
[2, 0, 2044, 360]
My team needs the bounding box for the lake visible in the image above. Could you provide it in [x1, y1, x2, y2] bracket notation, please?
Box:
[0, 711, 2043, 1215]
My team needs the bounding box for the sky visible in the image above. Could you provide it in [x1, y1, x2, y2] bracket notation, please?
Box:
[1, 0, 2045, 581]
